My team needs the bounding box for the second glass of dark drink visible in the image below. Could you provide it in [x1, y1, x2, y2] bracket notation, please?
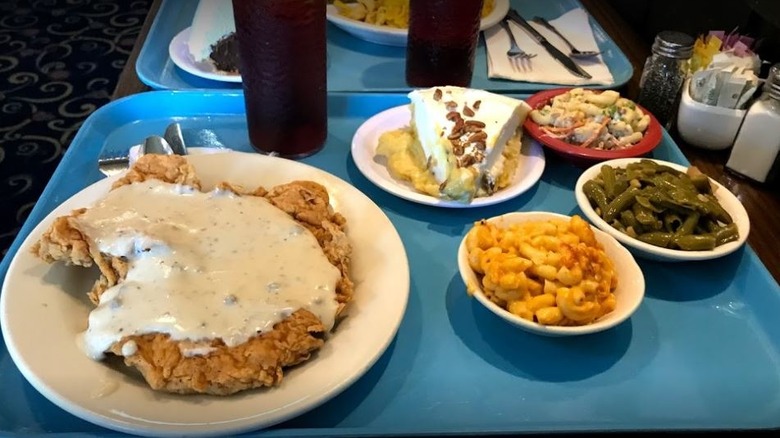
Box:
[405, 0, 484, 88]
[232, 0, 327, 158]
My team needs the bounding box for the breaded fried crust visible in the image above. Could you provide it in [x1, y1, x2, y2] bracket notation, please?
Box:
[33, 154, 353, 395]
[111, 309, 326, 395]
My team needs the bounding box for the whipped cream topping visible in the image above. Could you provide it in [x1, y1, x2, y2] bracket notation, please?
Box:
[407, 86, 530, 196]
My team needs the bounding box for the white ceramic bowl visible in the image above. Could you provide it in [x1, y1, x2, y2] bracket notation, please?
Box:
[676, 79, 747, 150]
[575, 158, 750, 262]
[326, 0, 509, 47]
[457, 212, 645, 337]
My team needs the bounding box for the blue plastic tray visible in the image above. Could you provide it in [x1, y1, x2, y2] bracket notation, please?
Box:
[2, 91, 780, 436]
[136, 0, 633, 93]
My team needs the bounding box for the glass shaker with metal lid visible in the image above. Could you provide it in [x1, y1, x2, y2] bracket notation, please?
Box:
[726, 66, 780, 184]
[637, 31, 695, 130]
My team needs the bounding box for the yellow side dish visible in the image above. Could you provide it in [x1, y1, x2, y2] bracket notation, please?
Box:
[375, 127, 521, 200]
[376, 128, 440, 197]
[334, 0, 495, 29]
[464, 215, 618, 326]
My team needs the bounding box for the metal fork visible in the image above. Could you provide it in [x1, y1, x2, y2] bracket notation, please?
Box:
[499, 19, 536, 72]
[97, 155, 134, 177]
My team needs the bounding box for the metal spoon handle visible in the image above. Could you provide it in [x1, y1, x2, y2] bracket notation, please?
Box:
[164, 123, 188, 156]
[143, 135, 175, 156]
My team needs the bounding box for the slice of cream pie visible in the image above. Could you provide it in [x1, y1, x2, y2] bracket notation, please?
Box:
[408, 86, 532, 202]
[187, 0, 239, 73]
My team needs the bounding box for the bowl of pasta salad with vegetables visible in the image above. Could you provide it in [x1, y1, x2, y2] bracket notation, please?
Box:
[524, 88, 663, 165]
[457, 211, 645, 336]
[575, 158, 750, 262]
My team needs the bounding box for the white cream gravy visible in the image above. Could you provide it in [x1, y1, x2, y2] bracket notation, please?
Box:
[75, 180, 341, 360]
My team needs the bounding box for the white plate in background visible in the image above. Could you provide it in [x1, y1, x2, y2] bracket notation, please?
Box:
[327, 0, 510, 47]
[169, 27, 242, 83]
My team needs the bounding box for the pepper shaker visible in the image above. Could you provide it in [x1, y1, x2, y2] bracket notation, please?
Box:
[726, 67, 780, 184]
[636, 31, 695, 130]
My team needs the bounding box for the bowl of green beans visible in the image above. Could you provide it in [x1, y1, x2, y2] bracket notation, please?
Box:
[575, 158, 750, 262]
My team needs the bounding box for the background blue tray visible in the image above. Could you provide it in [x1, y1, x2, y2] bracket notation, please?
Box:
[2, 91, 780, 436]
[136, 0, 633, 93]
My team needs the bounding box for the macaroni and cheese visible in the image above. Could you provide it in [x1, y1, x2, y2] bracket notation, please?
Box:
[464, 215, 618, 326]
[529, 88, 651, 150]
[334, 0, 495, 29]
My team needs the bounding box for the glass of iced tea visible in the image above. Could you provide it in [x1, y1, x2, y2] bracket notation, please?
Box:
[405, 0, 484, 87]
[232, 0, 327, 158]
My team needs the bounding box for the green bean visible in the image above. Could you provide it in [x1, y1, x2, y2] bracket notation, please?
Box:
[648, 161, 681, 176]
[637, 231, 673, 248]
[713, 223, 740, 245]
[675, 212, 700, 236]
[676, 175, 699, 194]
[672, 234, 717, 251]
[583, 180, 609, 214]
[620, 210, 639, 230]
[600, 165, 618, 199]
[690, 173, 713, 194]
[634, 195, 659, 213]
[632, 203, 657, 226]
[614, 177, 629, 199]
[603, 187, 639, 222]
[652, 173, 686, 193]
[668, 187, 702, 206]
[635, 160, 679, 176]
[700, 194, 733, 224]
[663, 212, 683, 233]
[699, 217, 719, 233]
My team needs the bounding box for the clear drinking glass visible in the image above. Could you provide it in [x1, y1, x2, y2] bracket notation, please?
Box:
[405, 0, 484, 88]
[232, 0, 327, 158]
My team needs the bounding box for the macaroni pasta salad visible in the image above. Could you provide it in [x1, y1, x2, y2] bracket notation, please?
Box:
[465, 215, 618, 326]
[529, 88, 651, 150]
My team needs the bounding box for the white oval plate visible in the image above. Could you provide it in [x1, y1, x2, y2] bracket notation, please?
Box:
[169, 26, 242, 83]
[458, 211, 645, 337]
[351, 104, 546, 208]
[0, 152, 410, 437]
[326, 0, 510, 47]
[575, 158, 750, 262]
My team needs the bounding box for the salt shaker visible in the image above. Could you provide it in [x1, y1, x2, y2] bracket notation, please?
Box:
[726, 67, 780, 184]
[636, 31, 695, 130]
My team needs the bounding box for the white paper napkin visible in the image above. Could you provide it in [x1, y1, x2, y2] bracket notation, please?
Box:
[485, 8, 614, 86]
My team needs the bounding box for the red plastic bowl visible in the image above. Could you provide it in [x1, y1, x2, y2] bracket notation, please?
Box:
[523, 88, 663, 166]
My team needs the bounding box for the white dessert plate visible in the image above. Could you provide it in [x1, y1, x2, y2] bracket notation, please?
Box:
[169, 27, 242, 83]
[574, 158, 750, 262]
[351, 104, 546, 208]
[457, 211, 645, 337]
[0, 152, 410, 437]
[326, 0, 510, 47]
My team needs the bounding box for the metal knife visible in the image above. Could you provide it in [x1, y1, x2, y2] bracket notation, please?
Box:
[506, 9, 592, 80]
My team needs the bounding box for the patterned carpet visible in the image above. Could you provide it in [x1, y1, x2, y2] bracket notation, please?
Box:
[0, 0, 151, 259]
